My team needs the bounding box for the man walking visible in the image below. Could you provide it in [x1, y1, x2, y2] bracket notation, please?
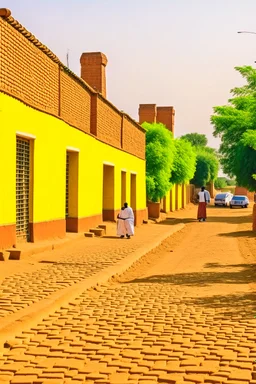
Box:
[197, 186, 210, 222]
[117, 202, 134, 238]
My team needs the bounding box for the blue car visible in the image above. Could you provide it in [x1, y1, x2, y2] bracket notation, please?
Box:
[230, 195, 249, 209]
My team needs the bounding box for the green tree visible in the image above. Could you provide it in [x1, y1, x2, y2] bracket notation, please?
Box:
[170, 138, 196, 184]
[211, 66, 256, 191]
[181, 133, 219, 186]
[191, 148, 219, 187]
[142, 122, 175, 202]
[181, 133, 208, 147]
[214, 177, 227, 189]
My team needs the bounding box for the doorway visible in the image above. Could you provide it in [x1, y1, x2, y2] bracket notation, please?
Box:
[121, 171, 126, 207]
[130, 173, 137, 223]
[66, 151, 79, 232]
[103, 164, 115, 221]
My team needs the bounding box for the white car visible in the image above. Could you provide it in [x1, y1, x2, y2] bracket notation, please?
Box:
[214, 192, 233, 207]
[230, 195, 249, 209]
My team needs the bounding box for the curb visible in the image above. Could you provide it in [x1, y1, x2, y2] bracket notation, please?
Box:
[0, 223, 184, 350]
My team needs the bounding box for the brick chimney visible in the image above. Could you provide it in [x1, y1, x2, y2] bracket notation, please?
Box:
[138, 104, 157, 125]
[157, 106, 175, 135]
[80, 52, 108, 98]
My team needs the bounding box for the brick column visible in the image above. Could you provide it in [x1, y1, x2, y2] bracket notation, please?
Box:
[80, 52, 108, 98]
[157, 106, 175, 135]
[138, 104, 157, 124]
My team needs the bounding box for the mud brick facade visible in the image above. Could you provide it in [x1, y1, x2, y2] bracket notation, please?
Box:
[0, 8, 147, 249]
[139, 104, 175, 135]
[0, 9, 145, 160]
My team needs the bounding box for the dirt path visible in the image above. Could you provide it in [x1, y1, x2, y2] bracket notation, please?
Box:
[0, 205, 255, 384]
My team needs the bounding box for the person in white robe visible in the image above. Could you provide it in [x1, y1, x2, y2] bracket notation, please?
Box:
[117, 202, 134, 238]
[117, 206, 126, 237]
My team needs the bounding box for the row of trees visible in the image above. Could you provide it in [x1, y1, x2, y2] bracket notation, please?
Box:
[211, 66, 256, 192]
[143, 124, 219, 202]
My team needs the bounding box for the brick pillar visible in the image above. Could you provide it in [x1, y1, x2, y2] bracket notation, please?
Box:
[138, 104, 157, 124]
[80, 52, 108, 98]
[253, 203, 256, 232]
[156, 106, 175, 135]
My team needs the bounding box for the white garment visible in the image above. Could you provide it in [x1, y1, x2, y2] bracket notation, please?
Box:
[117, 209, 127, 236]
[116, 207, 134, 236]
[198, 190, 210, 203]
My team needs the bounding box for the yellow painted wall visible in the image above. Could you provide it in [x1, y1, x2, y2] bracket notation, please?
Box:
[164, 191, 170, 212]
[170, 185, 176, 211]
[0, 93, 146, 226]
[176, 184, 183, 210]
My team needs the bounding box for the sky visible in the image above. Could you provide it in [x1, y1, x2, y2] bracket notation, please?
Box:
[5, 0, 256, 149]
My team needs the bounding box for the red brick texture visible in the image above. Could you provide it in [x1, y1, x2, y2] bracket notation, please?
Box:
[139, 104, 175, 136]
[138, 104, 157, 124]
[156, 106, 175, 135]
[80, 52, 107, 98]
[0, 10, 145, 160]
[122, 115, 145, 160]
[235, 187, 255, 201]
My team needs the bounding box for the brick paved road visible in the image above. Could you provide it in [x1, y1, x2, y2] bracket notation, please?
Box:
[0, 223, 177, 320]
[0, 206, 255, 384]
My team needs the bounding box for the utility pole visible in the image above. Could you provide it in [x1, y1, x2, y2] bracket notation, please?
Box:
[66, 49, 69, 68]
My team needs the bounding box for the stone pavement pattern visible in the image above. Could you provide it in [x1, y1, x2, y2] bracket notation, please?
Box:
[0, 222, 178, 319]
[0, 206, 256, 384]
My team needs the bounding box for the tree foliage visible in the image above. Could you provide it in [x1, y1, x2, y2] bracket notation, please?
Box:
[170, 139, 197, 185]
[181, 133, 208, 147]
[211, 66, 256, 191]
[181, 133, 219, 186]
[190, 148, 219, 187]
[214, 177, 227, 189]
[143, 122, 175, 202]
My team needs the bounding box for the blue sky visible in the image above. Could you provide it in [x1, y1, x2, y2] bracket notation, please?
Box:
[5, 0, 256, 148]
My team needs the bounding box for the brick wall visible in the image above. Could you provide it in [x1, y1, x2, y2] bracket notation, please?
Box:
[60, 70, 91, 134]
[123, 115, 145, 160]
[0, 17, 59, 115]
[0, 10, 145, 160]
[96, 97, 122, 148]
[235, 187, 255, 201]
[138, 104, 157, 124]
[156, 106, 175, 135]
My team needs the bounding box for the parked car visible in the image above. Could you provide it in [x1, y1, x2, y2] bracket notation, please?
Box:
[230, 195, 249, 209]
[214, 192, 233, 207]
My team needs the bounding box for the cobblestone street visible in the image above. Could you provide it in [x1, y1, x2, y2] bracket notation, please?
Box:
[0, 206, 255, 384]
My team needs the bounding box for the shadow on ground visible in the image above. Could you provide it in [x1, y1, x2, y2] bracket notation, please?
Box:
[124, 262, 256, 316]
[125, 262, 256, 287]
[182, 292, 256, 316]
[218, 230, 255, 238]
[159, 213, 252, 226]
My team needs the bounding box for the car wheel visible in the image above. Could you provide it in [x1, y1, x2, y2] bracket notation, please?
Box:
[245, 205, 248, 208]
[230, 205, 233, 209]
[214, 204, 217, 207]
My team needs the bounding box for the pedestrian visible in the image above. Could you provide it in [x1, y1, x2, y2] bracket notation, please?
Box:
[197, 186, 210, 222]
[116, 202, 134, 238]
[117, 205, 126, 238]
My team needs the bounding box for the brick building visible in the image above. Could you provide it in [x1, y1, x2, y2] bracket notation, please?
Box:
[0, 8, 147, 249]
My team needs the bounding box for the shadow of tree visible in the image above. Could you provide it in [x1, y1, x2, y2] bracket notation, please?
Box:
[219, 230, 255, 238]
[182, 292, 256, 316]
[125, 263, 256, 287]
[158, 214, 252, 226]
[124, 262, 256, 316]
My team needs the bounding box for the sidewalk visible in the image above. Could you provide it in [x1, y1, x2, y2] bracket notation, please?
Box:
[0, 214, 187, 349]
